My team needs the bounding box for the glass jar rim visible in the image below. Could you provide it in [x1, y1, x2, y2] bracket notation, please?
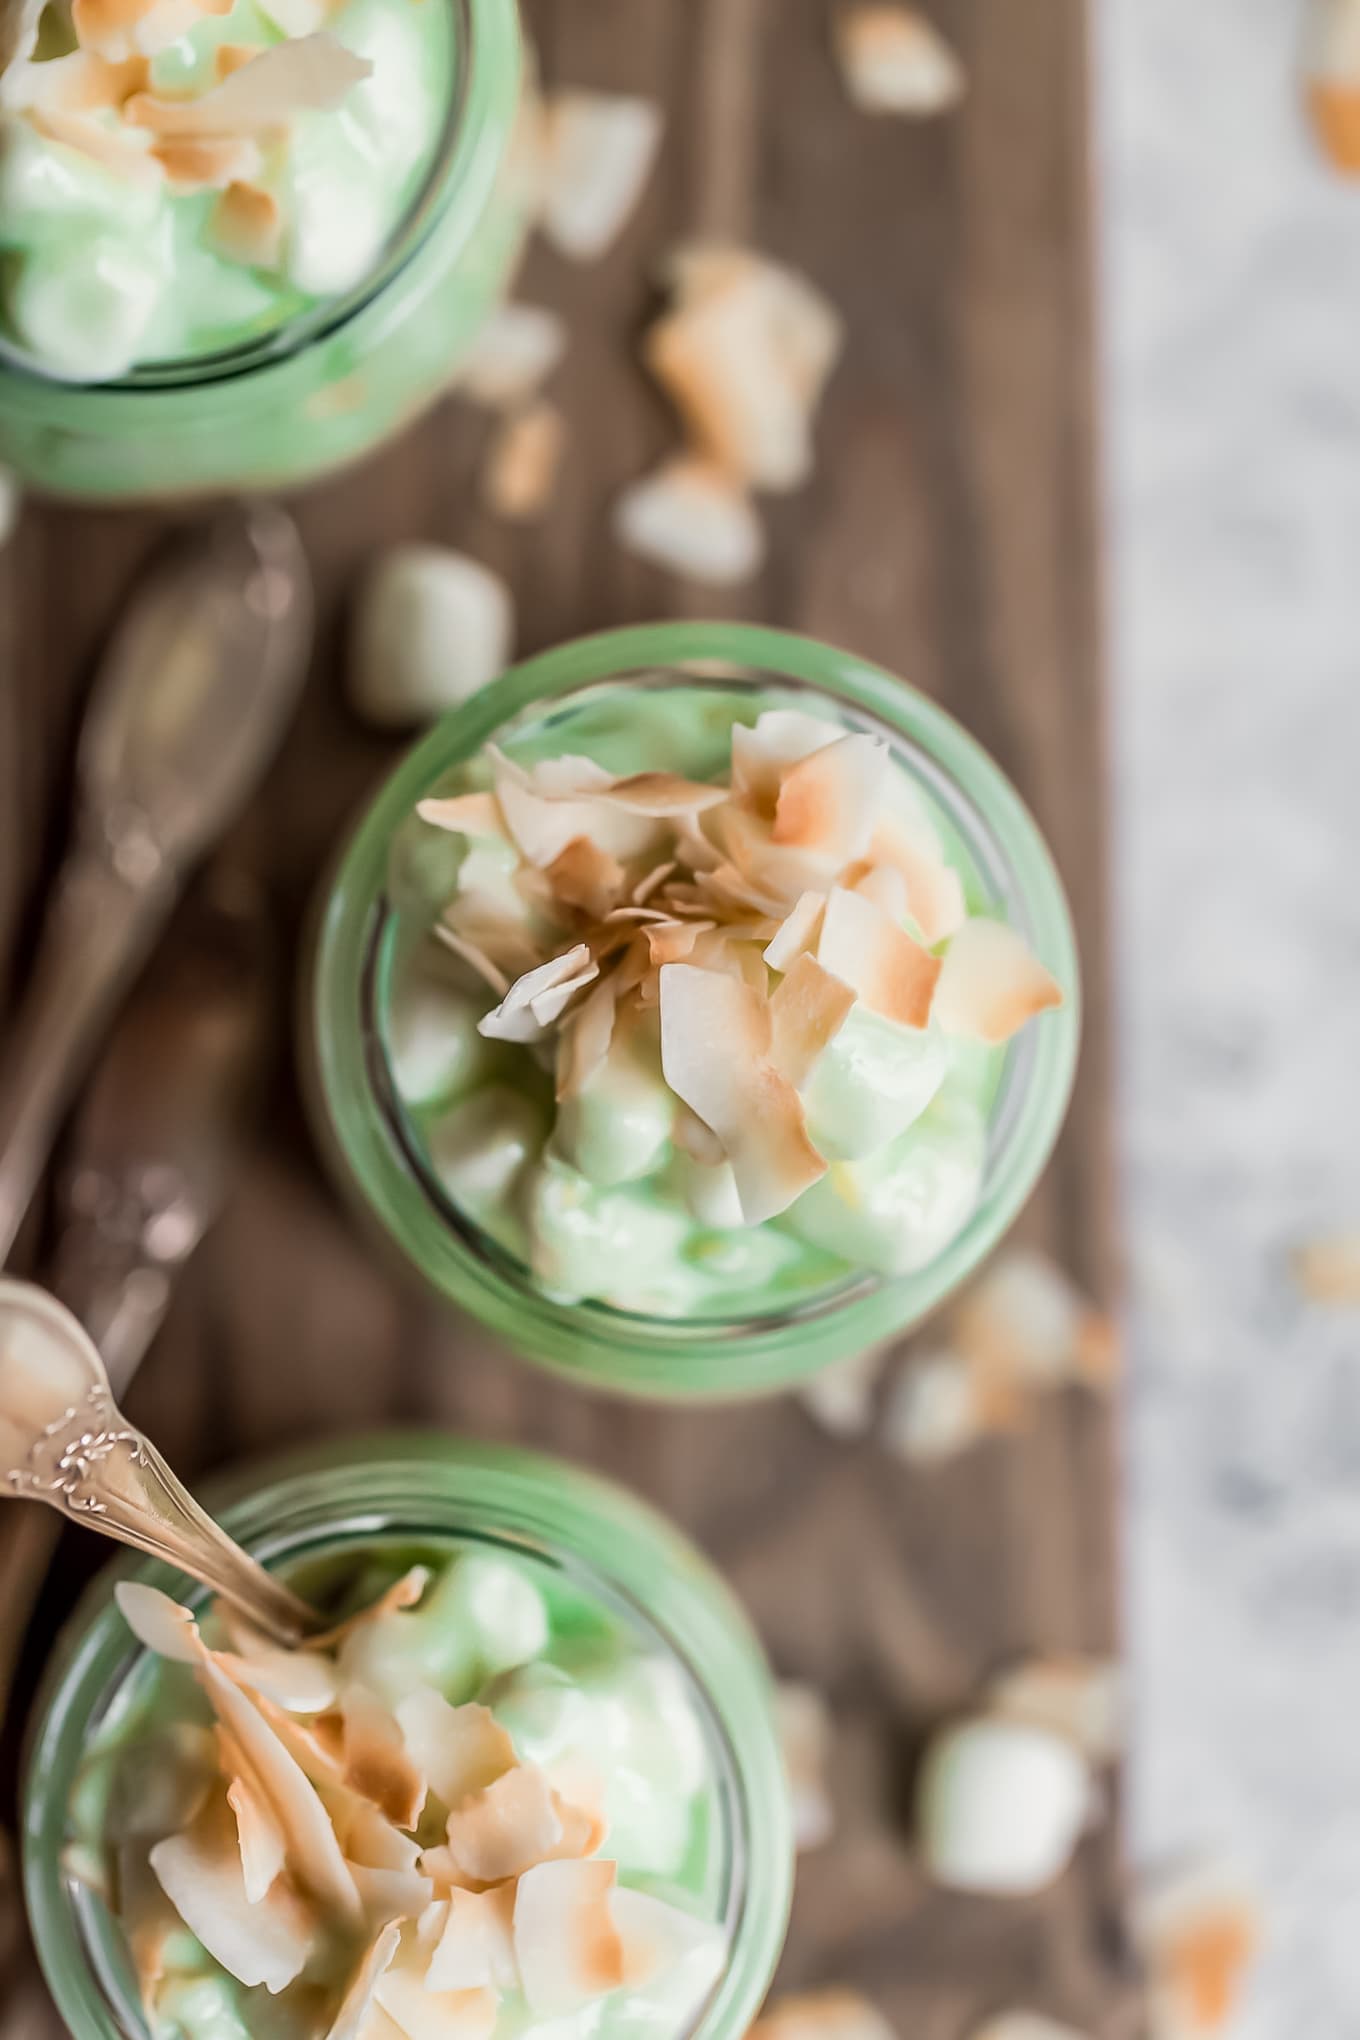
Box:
[310, 621, 1081, 1398]
[0, 0, 519, 394]
[23, 1435, 793, 2040]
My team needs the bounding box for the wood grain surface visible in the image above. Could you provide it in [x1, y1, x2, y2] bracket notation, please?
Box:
[0, 0, 1138, 2032]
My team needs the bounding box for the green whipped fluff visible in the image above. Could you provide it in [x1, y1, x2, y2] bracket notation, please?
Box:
[379, 686, 1064, 1321]
[0, 0, 450, 381]
[69, 1543, 728, 2040]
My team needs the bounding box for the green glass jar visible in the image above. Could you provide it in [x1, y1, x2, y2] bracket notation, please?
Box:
[23, 1435, 792, 2040]
[0, 0, 525, 501]
[309, 622, 1080, 1401]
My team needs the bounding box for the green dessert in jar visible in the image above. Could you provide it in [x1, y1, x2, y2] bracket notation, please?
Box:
[0, 0, 526, 497]
[69, 1544, 731, 2040]
[381, 687, 1065, 1322]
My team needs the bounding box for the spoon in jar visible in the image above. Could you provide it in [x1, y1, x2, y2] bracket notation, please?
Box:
[0, 1278, 321, 1646]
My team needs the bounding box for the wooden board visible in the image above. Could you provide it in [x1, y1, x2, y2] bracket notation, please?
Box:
[0, 0, 1138, 2031]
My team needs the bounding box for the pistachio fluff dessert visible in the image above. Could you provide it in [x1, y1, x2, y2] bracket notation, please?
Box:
[0, 0, 451, 382]
[380, 688, 1065, 1321]
[69, 1544, 729, 2040]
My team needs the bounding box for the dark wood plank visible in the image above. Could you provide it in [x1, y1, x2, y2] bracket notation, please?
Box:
[0, 1, 1135, 2033]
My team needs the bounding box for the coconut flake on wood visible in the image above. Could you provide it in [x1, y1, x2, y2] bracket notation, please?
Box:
[538, 90, 663, 260]
[834, 5, 965, 118]
[614, 459, 765, 586]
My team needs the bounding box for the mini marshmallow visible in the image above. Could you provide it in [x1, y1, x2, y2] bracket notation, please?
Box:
[916, 1716, 1091, 1895]
[349, 544, 514, 728]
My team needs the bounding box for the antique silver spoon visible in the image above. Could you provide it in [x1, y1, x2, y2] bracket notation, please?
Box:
[0, 504, 311, 1264]
[0, 1278, 321, 1645]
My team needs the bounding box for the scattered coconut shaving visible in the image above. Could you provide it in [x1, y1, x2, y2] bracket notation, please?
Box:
[1139, 1861, 1261, 2038]
[987, 1654, 1122, 1765]
[775, 1682, 835, 1850]
[643, 244, 844, 495]
[833, 4, 966, 118]
[483, 400, 567, 522]
[106, 1569, 724, 2038]
[1291, 1228, 1360, 1305]
[457, 303, 567, 410]
[538, 90, 663, 261]
[879, 1248, 1113, 1464]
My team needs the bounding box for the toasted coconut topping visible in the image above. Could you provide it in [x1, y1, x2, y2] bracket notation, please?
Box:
[834, 4, 966, 118]
[514, 1859, 624, 2015]
[209, 179, 283, 267]
[4, 47, 149, 112]
[125, 31, 370, 134]
[817, 885, 941, 1029]
[933, 918, 1062, 1043]
[660, 963, 826, 1223]
[643, 248, 843, 495]
[1141, 1864, 1261, 2037]
[775, 1683, 835, 1851]
[458, 303, 567, 410]
[483, 399, 566, 523]
[410, 710, 1061, 1249]
[613, 457, 766, 586]
[324, 1923, 402, 2040]
[988, 1654, 1123, 1765]
[72, 0, 232, 64]
[29, 104, 163, 183]
[114, 1569, 724, 2035]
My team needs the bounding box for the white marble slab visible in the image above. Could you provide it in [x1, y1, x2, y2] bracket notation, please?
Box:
[1097, 0, 1360, 2028]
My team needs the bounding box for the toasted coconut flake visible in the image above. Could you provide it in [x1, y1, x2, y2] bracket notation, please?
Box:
[417, 792, 507, 841]
[1141, 1863, 1261, 2038]
[395, 1694, 517, 1812]
[0, 0, 48, 76]
[324, 1923, 402, 2040]
[514, 1858, 624, 2015]
[611, 1885, 724, 1997]
[881, 1347, 988, 1464]
[427, 1884, 519, 1993]
[5, 48, 149, 112]
[433, 924, 512, 998]
[444, 1765, 563, 1885]
[953, 1249, 1100, 1391]
[673, 1104, 725, 1167]
[71, 0, 229, 62]
[117, 1581, 204, 1663]
[775, 1683, 834, 1851]
[848, 861, 909, 921]
[556, 975, 618, 1099]
[375, 1957, 498, 2040]
[225, 1771, 288, 1904]
[1292, 1229, 1360, 1304]
[483, 400, 566, 522]
[126, 32, 371, 134]
[773, 734, 887, 865]
[834, 5, 966, 117]
[768, 952, 856, 1090]
[633, 860, 676, 905]
[459, 303, 567, 409]
[479, 944, 598, 1043]
[28, 105, 163, 185]
[538, 91, 663, 260]
[544, 837, 626, 918]
[152, 132, 261, 191]
[339, 1685, 426, 1830]
[988, 1655, 1123, 1765]
[595, 771, 729, 818]
[614, 458, 765, 586]
[659, 962, 826, 1223]
[764, 890, 828, 973]
[750, 1988, 898, 2040]
[644, 248, 843, 493]
[869, 811, 967, 944]
[817, 886, 941, 1029]
[214, 1606, 339, 1713]
[149, 1788, 315, 1993]
[933, 919, 1062, 1044]
[208, 179, 282, 267]
[645, 919, 712, 967]
[731, 709, 840, 810]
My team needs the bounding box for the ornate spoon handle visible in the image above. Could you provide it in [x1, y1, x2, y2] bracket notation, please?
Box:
[0, 1282, 319, 1647]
